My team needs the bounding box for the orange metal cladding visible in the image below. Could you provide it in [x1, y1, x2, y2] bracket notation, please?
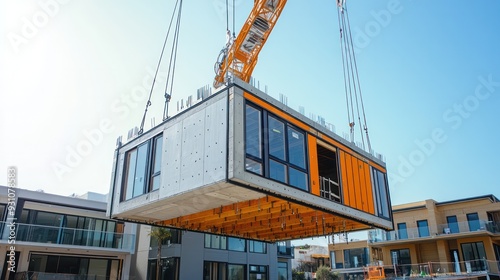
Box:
[157, 194, 370, 242]
[339, 150, 376, 214]
[308, 134, 320, 196]
[214, 0, 287, 87]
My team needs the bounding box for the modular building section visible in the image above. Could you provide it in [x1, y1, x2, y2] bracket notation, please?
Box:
[107, 78, 393, 242]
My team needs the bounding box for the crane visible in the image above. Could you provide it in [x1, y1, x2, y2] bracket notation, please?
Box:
[213, 0, 287, 88]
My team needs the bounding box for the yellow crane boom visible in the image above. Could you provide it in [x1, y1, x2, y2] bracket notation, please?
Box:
[213, 0, 287, 88]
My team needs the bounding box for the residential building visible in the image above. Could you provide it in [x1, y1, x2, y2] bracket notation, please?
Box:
[129, 224, 294, 280]
[292, 244, 330, 279]
[329, 194, 500, 279]
[0, 185, 136, 280]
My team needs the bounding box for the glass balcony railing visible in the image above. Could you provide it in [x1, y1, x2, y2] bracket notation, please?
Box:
[1, 222, 135, 251]
[369, 220, 500, 243]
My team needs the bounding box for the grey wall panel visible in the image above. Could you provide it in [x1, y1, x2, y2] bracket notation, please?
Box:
[163, 122, 183, 197]
[179, 109, 206, 191]
[179, 231, 205, 279]
[203, 93, 228, 186]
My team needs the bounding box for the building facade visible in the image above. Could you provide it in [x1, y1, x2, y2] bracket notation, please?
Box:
[0, 186, 136, 280]
[129, 225, 293, 280]
[329, 195, 500, 279]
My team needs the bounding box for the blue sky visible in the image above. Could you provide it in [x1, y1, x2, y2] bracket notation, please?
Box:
[1, 1, 499, 244]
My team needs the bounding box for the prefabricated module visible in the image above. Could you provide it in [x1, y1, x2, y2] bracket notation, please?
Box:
[107, 0, 393, 242]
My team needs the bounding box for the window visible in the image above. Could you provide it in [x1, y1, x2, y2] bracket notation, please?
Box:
[277, 262, 288, 280]
[204, 234, 227, 250]
[250, 265, 268, 280]
[204, 261, 227, 280]
[446, 215, 459, 233]
[148, 257, 180, 280]
[249, 240, 267, 253]
[228, 237, 246, 252]
[467, 213, 480, 231]
[417, 220, 430, 237]
[461, 242, 486, 272]
[228, 264, 245, 280]
[372, 168, 390, 219]
[122, 134, 163, 200]
[397, 223, 408, 239]
[245, 104, 308, 191]
[150, 228, 181, 246]
[343, 248, 368, 268]
[150, 135, 163, 191]
[390, 249, 411, 276]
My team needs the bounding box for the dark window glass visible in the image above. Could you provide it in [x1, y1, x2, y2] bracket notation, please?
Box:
[467, 213, 480, 231]
[268, 116, 286, 160]
[397, 223, 408, 239]
[461, 242, 487, 272]
[123, 142, 150, 200]
[150, 135, 163, 191]
[417, 220, 429, 237]
[244, 103, 308, 191]
[287, 128, 306, 168]
[250, 265, 268, 280]
[269, 160, 286, 183]
[124, 149, 137, 200]
[446, 215, 459, 233]
[372, 168, 390, 219]
[278, 262, 287, 280]
[228, 264, 245, 280]
[390, 248, 412, 276]
[245, 105, 262, 159]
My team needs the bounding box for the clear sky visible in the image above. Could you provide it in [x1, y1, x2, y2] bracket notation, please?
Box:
[1, 1, 500, 245]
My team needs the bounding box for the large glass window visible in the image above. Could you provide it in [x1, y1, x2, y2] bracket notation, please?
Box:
[461, 242, 487, 272]
[228, 237, 246, 252]
[147, 257, 180, 280]
[250, 265, 267, 280]
[245, 104, 308, 191]
[372, 168, 390, 219]
[249, 240, 267, 253]
[390, 249, 412, 276]
[277, 262, 288, 280]
[397, 223, 408, 240]
[417, 220, 430, 237]
[467, 213, 480, 231]
[228, 264, 245, 280]
[446, 215, 459, 233]
[122, 134, 163, 201]
[204, 261, 227, 280]
[150, 135, 163, 191]
[343, 248, 368, 268]
[204, 234, 227, 250]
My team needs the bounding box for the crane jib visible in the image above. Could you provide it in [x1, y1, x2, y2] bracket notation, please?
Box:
[242, 17, 270, 54]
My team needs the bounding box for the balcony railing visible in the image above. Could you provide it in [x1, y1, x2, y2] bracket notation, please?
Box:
[369, 220, 499, 243]
[277, 245, 294, 258]
[1, 222, 135, 252]
[319, 176, 341, 202]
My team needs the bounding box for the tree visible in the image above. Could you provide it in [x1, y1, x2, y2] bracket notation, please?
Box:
[292, 269, 306, 280]
[316, 266, 331, 280]
[149, 227, 172, 280]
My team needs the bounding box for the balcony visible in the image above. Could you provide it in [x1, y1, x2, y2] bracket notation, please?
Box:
[369, 220, 500, 243]
[1, 222, 135, 252]
[277, 244, 294, 259]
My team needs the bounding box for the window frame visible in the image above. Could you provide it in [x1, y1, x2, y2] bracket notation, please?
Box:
[467, 212, 480, 231]
[417, 220, 430, 237]
[249, 240, 267, 254]
[244, 102, 309, 192]
[446, 215, 460, 233]
[121, 133, 163, 201]
[371, 167, 390, 219]
[397, 222, 408, 240]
